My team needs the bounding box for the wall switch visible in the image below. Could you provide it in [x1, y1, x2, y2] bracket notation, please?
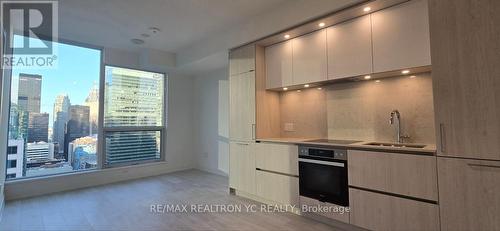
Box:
[284, 123, 295, 132]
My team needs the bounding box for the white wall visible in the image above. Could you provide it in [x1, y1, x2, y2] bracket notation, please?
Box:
[193, 68, 229, 176]
[3, 47, 196, 200]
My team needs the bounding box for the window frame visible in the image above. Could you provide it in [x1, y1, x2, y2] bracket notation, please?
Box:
[101, 65, 168, 168]
[3, 35, 104, 180]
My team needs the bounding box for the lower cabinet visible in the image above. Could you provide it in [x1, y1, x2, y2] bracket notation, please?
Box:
[438, 157, 500, 231]
[299, 196, 349, 224]
[255, 142, 298, 175]
[229, 141, 255, 195]
[255, 170, 299, 207]
[349, 188, 439, 231]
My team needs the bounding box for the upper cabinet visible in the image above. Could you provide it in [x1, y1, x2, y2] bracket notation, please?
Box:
[327, 15, 373, 80]
[371, 0, 431, 73]
[265, 41, 293, 89]
[229, 44, 255, 76]
[429, 0, 500, 160]
[292, 29, 328, 85]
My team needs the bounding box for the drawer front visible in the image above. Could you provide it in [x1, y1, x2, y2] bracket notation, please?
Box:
[255, 170, 299, 206]
[349, 188, 439, 231]
[255, 143, 298, 175]
[438, 157, 500, 231]
[348, 150, 438, 201]
[299, 196, 349, 224]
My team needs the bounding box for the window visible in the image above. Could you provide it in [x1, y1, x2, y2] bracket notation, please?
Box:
[4, 35, 101, 179]
[7, 146, 17, 154]
[7, 160, 17, 168]
[103, 66, 166, 166]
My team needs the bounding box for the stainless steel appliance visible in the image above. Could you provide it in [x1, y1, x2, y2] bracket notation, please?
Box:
[298, 145, 349, 206]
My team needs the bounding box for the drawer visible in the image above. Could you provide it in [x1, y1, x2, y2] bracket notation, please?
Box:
[299, 196, 349, 224]
[255, 170, 299, 206]
[255, 143, 298, 175]
[348, 150, 438, 201]
[349, 188, 439, 231]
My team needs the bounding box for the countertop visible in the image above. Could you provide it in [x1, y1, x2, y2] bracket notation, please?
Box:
[256, 138, 436, 155]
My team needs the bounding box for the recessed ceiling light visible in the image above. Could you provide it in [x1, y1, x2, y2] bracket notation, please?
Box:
[131, 38, 145, 45]
[364, 7, 371, 12]
[318, 22, 326, 27]
[284, 34, 290, 39]
[297, 90, 301, 92]
[375, 80, 381, 83]
[149, 27, 161, 34]
[402, 70, 410, 74]
[364, 75, 371, 80]
[141, 33, 150, 38]
[283, 87, 288, 91]
[317, 87, 322, 90]
[304, 84, 310, 88]
[410, 75, 416, 79]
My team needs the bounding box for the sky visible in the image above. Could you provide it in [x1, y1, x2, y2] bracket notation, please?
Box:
[10, 35, 101, 126]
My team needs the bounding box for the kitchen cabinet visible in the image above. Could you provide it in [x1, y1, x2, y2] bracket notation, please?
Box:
[348, 150, 438, 201]
[255, 142, 298, 175]
[371, 0, 431, 73]
[437, 157, 500, 231]
[299, 196, 349, 224]
[229, 71, 255, 142]
[429, 0, 500, 160]
[292, 29, 327, 85]
[349, 188, 439, 231]
[229, 44, 255, 76]
[255, 170, 299, 207]
[229, 142, 256, 195]
[265, 41, 293, 89]
[327, 14, 372, 80]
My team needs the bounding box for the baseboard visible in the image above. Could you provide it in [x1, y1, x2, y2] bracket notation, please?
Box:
[5, 162, 193, 201]
[195, 167, 228, 177]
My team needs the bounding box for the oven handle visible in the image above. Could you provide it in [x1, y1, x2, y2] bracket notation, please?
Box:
[299, 158, 345, 167]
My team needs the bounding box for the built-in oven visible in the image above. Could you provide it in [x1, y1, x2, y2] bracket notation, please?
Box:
[298, 146, 349, 206]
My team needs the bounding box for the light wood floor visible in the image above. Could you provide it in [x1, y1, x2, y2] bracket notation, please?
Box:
[0, 170, 337, 231]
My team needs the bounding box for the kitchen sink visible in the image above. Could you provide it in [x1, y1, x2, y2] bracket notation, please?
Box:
[364, 142, 426, 149]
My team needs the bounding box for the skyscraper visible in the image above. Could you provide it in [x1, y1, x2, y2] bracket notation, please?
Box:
[84, 83, 99, 135]
[18, 73, 42, 113]
[27, 113, 49, 143]
[52, 94, 71, 154]
[65, 105, 90, 157]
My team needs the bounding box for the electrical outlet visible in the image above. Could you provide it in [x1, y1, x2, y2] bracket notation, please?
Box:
[284, 123, 295, 132]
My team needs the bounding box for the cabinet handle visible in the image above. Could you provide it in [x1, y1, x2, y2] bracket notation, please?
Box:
[439, 123, 446, 153]
[236, 142, 249, 146]
[467, 163, 500, 169]
[251, 124, 256, 140]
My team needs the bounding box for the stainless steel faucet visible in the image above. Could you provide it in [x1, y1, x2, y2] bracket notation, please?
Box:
[389, 110, 409, 143]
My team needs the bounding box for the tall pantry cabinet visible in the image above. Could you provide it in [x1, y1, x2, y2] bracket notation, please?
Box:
[228, 44, 257, 195]
[429, 0, 500, 230]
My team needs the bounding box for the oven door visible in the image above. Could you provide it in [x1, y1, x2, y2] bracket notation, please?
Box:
[299, 156, 349, 206]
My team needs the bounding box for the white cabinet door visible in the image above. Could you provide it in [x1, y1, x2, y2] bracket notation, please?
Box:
[255, 170, 299, 206]
[255, 142, 298, 175]
[229, 71, 255, 142]
[327, 15, 373, 79]
[229, 44, 255, 76]
[438, 157, 500, 231]
[371, 0, 431, 73]
[265, 41, 293, 89]
[292, 29, 327, 85]
[229, 142, 255, 194]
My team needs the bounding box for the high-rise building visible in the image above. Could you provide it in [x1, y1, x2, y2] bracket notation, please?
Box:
[104, 68, 163, 126]
[28, 112, 49, 143]
[25, 142, 54, 163]
[65, 105, 90, 156]
[6, 139, 25, 179]
[52, 94, 71, 154]
[84, 83, 99, 135]
[18, 73, 42, 113]
[8, 103, 20, 139]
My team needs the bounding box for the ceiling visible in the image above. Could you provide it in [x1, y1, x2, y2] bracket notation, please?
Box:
[57, 0, 288, 53]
